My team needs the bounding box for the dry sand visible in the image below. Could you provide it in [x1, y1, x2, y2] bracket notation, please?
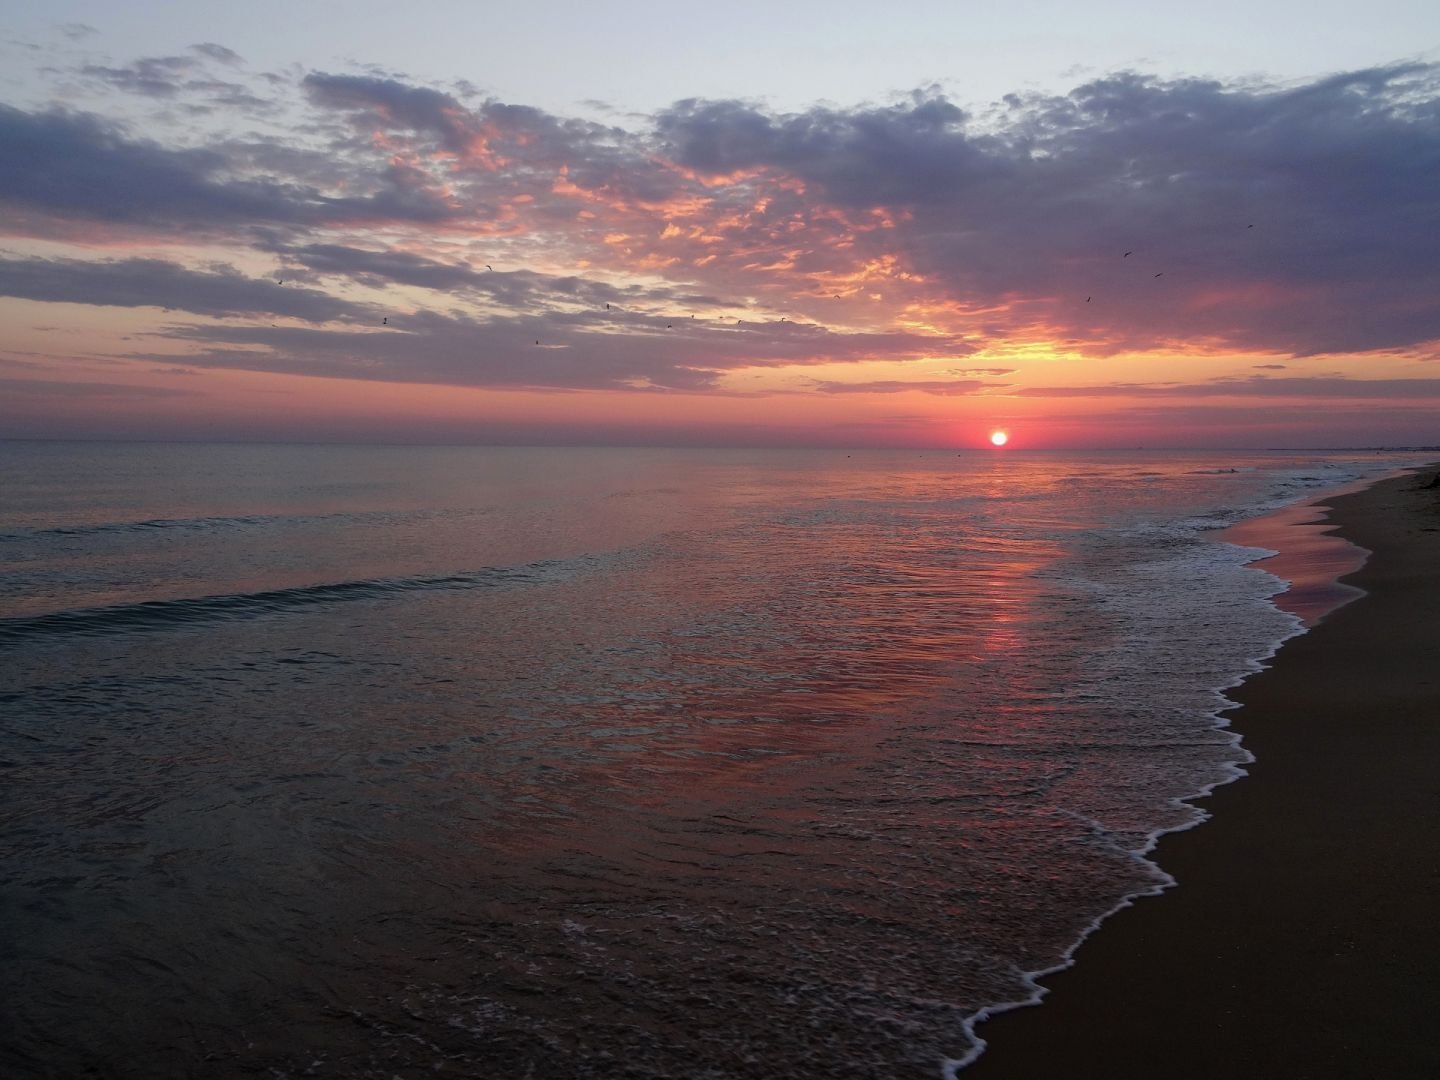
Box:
[964, 465, 1440, 1079]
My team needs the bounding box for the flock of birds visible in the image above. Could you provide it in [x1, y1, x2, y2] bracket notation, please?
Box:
[1081, 224, 1254, 303]
[272, 223, 1258, 344]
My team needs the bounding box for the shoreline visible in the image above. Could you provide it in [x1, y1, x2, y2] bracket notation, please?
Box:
[962, 464, 1440, 1078]
[1219, 478, 1375, 626]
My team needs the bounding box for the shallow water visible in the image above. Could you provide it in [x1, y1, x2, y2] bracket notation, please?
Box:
[0, 443, 1417, 1077]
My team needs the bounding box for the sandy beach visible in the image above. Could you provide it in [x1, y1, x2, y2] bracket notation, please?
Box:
[966, 464, 1440, 1079]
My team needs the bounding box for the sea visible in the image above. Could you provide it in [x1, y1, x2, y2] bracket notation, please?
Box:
[0, 442, 1422, 1079]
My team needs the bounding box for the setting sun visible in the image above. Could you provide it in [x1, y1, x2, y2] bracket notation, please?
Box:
[990, 430, 1009, 447]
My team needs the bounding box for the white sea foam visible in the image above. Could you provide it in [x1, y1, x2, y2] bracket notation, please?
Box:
[943, 460, 1407, 1074]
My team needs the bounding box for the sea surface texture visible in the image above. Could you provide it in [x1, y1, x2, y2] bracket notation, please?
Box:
[0, 443, 1414, 1078]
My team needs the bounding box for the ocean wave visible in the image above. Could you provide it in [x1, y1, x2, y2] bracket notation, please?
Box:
[0, 508, 456, 544]
[0, 556, 591, 646]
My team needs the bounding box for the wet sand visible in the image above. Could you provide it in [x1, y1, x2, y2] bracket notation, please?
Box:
[965, 465, 1440, 1079]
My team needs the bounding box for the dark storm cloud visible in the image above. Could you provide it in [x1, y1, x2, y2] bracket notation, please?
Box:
[0, 256, 367, 322]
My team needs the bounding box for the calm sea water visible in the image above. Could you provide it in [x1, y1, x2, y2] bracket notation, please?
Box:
[0, 443, 1418, 1078]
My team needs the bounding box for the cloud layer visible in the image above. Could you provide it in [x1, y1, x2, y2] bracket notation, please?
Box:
[2, 48, 1438, 412]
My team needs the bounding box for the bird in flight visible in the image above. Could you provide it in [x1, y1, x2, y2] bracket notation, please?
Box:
[1154, 272, 1164, 278]
[605, 303, 610, 310]
[382, 317, 387, 325]
[1086, 296, 1092, 303]
[486, 265, 494, 271]
[1123, 251, 1133, 258]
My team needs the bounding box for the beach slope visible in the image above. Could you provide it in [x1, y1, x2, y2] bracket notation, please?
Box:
[966, 467, 1440, 1079]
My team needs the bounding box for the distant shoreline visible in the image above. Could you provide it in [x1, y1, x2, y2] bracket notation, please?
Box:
[964, 463, 1440, 1077]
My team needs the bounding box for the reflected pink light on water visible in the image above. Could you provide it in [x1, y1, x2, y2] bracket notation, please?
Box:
[1221, 491, 1370, 625]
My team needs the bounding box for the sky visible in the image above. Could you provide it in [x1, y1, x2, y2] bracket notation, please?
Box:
[2, 2, 1439, 448]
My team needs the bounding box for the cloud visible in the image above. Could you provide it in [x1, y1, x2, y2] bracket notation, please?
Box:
[275, 242, 498, 291]
[655, 66, 1440, 356]
[191, 43, 242, 65]
[78, 45, 246, 99]
[1026, 401, 1440, 448]
[0, 376, 197, 399]
[81, 55, 198, 98]
[0, 256, 367, 322]
[0, 104, 458, 235]
[810, 378, 1000, 395]
[3, 53, 1439, 402]
[298, 71, 688, 214]
[657, 93, 994, 207]
[263, 240, 741, 316]
[1018, 376, 1440, 398]
[303, 72, 478, 154]
[151, 310, 972, 392]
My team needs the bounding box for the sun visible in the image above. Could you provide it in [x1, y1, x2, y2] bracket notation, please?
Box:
[990, 430, 1009, 447]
